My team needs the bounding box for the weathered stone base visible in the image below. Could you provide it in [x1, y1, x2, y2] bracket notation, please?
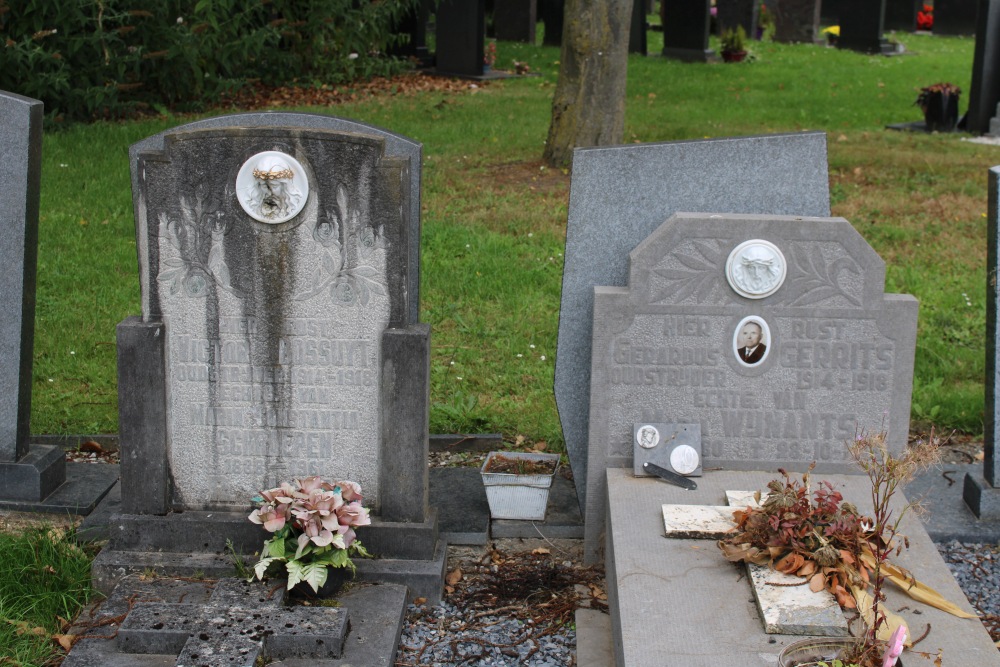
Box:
[0, 444, 65, 501]
[963, 472, 1000, 521]
[92, 509, 446, 602]
[0, 460, 117, 514]
[62, 575, 406, 667]
[661, 47, 716, 62]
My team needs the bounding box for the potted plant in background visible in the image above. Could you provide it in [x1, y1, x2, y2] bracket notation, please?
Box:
[481, 451, 560, 520]
[916, 82, 961, 132]
[718, 430, 972, 667]
[720, 25, 749, 62]
[248, 475, 372, 594]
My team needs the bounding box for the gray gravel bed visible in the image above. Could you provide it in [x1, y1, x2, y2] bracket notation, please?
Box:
[397, 601, 576, 667]
[936, 540, 1000, 620]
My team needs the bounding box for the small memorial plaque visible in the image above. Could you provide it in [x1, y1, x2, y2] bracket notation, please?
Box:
[633, 422, 702, 477]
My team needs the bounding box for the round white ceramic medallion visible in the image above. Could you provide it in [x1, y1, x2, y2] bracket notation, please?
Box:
[669, 444, 700, 475]
[636, 425, 660, 449]
[725, 239, 786, 299]
[236, 151, 309, 224]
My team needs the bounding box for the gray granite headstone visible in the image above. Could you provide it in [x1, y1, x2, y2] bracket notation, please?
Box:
[583, 212, 918, 562]
[773, 0, 821, 44]
[933, 0, 980, 35]
[717, 0, 760, 40]
[966, 0, 1000, 136]
[661, 0, 714, 62]
[0, 90, 66, 501]
[884, 0, 918, 31]
[494, 0, 537, 43]
[964, 165, 1000, 519]
[555, 132, 830, 515]
[838, 0, 894, 55]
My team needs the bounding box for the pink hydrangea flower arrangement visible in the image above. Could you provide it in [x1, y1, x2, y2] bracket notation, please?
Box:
[249, 476, 371, 592]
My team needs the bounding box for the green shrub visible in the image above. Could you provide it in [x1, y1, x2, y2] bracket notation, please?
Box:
[0, 0, 420, 122]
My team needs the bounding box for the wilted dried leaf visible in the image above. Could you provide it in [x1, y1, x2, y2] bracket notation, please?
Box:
[413, 597, 427, 605]
[797, 560, 816, 577]
[852, 586, 910, 644]
[446, 568, 462, 586]
[775, 552, 805, 574]
[79, 440, 103, 453]
[859, 552, 977, 618]
[532, 548, 550, 555]
[53, 633, 76, 651]
[809, 572, 826, 593]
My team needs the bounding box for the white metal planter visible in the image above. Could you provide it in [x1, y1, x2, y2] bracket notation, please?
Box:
[480, 451, 560, 521]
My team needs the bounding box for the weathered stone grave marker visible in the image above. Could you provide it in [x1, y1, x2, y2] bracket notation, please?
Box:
[0, 91, 61, 502]
[934, 0, 979, 35]
[90, 113, 444, 660]
[435, 0, 487, 77]
[583, 212, 918, 562]
[966, 0, 1000, 136]
[717, 0, 759, 41]
[838, 0, 896, 54]
[77, 111, 440, 666]
[0, 90, 117, 513]
[661, 0, 714, 61]
[555, 132, 831, 528]
[494, 0, 536, 43]
[884, 0, 919, 32]
[965, 164, 1000, 520]
[773, 0, 821, 44]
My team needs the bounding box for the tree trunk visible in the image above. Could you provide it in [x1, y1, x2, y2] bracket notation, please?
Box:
[542, 0, 634, 168]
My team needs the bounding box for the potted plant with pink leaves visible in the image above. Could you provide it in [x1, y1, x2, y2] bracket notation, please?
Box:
[249, 475, 372, 593]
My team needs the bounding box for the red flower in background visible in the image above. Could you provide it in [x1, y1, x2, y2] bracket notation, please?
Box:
[917, 4, 933, 30]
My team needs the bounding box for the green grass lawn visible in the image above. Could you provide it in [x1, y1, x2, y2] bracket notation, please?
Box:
[31, 31, 989, 449]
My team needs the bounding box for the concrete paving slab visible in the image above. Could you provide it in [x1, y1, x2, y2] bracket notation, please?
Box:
[605, 468, 999, 667]
[661, 504, 736, 538]
[748, 563, 848, 636]
[905, 463, 1000, 543]
[575, 608, 613, 667]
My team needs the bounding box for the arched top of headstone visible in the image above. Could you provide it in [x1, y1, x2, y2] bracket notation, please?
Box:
[130, 112, 422, 325]
[628, 213, 886, 311]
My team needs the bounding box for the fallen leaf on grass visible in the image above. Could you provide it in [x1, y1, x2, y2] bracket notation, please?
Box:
[6, 619, 47, 636]
[53, 633, 76, 651]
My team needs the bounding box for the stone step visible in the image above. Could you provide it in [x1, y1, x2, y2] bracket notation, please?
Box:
[105, 509, 440, 562]
[92, 538, 447, 603]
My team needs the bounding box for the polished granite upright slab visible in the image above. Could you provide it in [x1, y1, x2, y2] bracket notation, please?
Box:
[605, 468, 1000, 667]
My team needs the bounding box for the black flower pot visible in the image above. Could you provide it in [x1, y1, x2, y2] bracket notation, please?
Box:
[922, 91, 959, 132]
